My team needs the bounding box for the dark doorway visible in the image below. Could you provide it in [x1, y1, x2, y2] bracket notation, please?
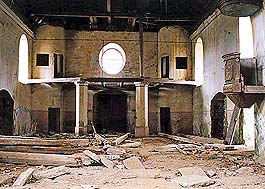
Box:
[48, 108, 60, 132]
[160, 107, 171, 134]
[211, 93, 226, 139]
[94, 90, 128, 133]
[0, 90, 14, 135]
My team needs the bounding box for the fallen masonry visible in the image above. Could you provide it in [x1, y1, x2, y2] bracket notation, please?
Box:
[0, 134, 264, 188]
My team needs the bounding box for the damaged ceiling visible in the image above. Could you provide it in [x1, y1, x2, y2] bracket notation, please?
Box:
[4, 0, 216, 33]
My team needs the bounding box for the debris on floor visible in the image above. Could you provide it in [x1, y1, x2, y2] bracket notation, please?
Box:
[0, 134, 264, 188]
[175, 167, 216, 188]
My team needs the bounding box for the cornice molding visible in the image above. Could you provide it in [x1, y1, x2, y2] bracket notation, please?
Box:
[0, 0, 33, 37]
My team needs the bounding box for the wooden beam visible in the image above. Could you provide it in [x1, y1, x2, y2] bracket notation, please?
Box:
[0, 145, 85, 155]
[112, 133, 130, 146]
[0, 151, 82, 166]
[158, 133, 197, 144]
[13, 168, 35, 186]
[0, 138, 92, 147]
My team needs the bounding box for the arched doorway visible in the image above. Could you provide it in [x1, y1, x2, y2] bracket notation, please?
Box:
[0, 90, 14, 135]
[210, 92, 226, 139]
[93, 90, 128, 133]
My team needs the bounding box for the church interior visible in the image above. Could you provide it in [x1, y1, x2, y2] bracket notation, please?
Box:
[0, 0, 265, 188]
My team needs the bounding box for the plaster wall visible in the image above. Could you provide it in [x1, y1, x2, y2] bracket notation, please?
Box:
[31, 85, 63, 132]
[33, 26, 158, 79]
[0, 4, 33, 135]
[158, 85, 193, 134]
[158, 27, 192, 80]
[191, 10, 239, 136]
[251, 1, 265, 163]
[33, 25, 66, 79]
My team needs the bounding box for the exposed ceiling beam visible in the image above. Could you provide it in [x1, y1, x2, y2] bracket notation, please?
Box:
[106, 0, 111, 25]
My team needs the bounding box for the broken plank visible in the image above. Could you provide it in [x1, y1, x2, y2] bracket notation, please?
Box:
[34, 166, 70, 180]
[13, 168, 35, 186]
[0, 151, 81, 166]
[0, 138, 92, 147]
[95, 134, 109, 145]
[0, 145, 84, 155]
[158, 133, 197, 144]
[112, 133, 130, 146]
[99, 155, 114, 169]
[225, 106, 241, 145]
[120, 142, 142, 148]
[83, 150, 101, 163]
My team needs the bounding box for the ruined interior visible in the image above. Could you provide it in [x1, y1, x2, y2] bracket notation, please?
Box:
[0, 0, 265, 188]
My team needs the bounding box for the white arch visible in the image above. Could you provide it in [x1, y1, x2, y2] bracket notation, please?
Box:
[195, 37, 204, 86]
[239, 17, 254, 58]
[18, 34, 29, 83]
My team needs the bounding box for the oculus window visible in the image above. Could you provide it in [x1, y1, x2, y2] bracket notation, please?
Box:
[99, 43, 126, 75]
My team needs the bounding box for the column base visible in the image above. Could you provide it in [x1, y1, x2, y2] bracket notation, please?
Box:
[135, 126, 149, 137]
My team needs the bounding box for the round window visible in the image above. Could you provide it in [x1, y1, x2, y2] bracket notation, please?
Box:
[99, 43, 126, 75]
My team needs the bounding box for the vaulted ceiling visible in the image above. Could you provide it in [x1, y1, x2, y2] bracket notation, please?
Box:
[4, 0, 217, 33]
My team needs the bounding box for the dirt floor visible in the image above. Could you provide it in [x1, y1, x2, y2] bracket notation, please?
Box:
[1, 136, 265, 189]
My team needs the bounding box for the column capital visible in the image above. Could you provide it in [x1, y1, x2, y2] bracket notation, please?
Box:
[134, 81, 149, 87]
[74, 81, 89, 87]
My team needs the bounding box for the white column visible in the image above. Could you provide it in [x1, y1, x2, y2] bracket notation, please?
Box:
[135, 82, 149, 137]
[75, 81, 88, 135]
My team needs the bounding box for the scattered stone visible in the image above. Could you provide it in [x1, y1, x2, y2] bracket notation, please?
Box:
[13, 168, 35, 186]
[224, 170, 233, 176]
[177, 176, 215, 188]
[179, 167, 208, 177]
[0, 174, 14, 186]
[120, 142, 142, 148]
[105, 155, 120, 160]
[103, 145, 112, 151]
[123, 157, 145, 169]
[235, 167, 254, 175]
[177, 167, 215, 188]
[83, 150, 101, 163]
[34, 166, 70, 180]
[106, 147, 126, 156]
[116, 162, 125, 169]
[99, 155, 114, 169]
[206, 170, 217, 178]
[82, 161, 93, 166]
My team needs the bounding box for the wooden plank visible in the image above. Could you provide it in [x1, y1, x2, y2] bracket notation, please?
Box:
[0, 138, 92, 147]
[83, 150, 101, 163]
[0, 145, 85, 154]
[0, 151, 81, 166]
[158, 133, 197, 144]
[112, 133, 130, 146]
[34, 166, 70, 179]
[13, 168, 35, 186]
[225, 106, 241, 145]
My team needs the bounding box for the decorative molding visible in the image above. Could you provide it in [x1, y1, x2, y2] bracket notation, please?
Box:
[190, 9, 221, 40]
[0, 0, 33, 37]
